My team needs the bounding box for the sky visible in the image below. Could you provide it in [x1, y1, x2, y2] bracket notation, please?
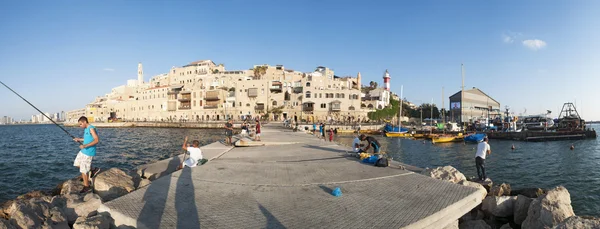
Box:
[1, 0, 600, 121]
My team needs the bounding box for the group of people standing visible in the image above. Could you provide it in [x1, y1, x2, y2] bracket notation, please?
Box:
[312, 122, 337, 142]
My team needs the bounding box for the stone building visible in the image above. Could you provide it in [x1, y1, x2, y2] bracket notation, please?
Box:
[66, 60, 373, 123]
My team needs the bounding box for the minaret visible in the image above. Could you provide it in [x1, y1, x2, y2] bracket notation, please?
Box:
[357, 72, 362, 90]
[138, 62, 144, 86]
[383, 69, 391, 91]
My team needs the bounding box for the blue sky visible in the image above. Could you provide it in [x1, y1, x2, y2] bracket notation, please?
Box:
[1, 0, 599, 120]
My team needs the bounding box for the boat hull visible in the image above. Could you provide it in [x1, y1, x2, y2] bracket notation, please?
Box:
[385, 132, 411, 138]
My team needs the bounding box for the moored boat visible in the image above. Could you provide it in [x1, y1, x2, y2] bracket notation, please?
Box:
[385, 132, 411, 138]
[432, 133, 464, 143]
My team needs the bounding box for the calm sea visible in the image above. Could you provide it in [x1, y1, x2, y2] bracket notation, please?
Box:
[335, 124, 600, 216]
[1, 124, 599, 216]
[0, 124, 224, 204]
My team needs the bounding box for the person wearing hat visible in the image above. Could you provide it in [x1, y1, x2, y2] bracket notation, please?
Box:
[475, 137, 491, 181]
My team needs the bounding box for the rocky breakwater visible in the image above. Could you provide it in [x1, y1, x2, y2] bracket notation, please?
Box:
[421, 166, 600, 229]
[0, 167, 152, 229]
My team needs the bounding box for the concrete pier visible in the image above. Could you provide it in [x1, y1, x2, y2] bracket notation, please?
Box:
[99, 124, 483, 228]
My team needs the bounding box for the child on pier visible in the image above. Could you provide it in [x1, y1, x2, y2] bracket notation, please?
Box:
[328, 128, 334, 142]
[178, 136, 203, 169]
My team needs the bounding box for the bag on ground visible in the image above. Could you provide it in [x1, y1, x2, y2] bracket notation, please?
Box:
[375, 157, 389, 167]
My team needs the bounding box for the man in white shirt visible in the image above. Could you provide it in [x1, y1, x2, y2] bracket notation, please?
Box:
[352, 135, 362, 153]
[178, 137, 204, 169]
[475, 137, 491, 181]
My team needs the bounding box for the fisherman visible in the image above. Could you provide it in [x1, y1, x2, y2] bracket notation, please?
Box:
[352, 135, 363, 153]
[359, 134, 381, 155]
[177, 136, 203, 169]
[72, 116, 100, 193]
[475, 137, 491, 181]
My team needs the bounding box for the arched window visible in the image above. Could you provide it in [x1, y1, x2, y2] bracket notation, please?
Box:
[361, 104, 367, 108]
[305, 91, 311, 98]
[349, 106, 355, 110]
[306, 82, 311, 87]
[367, 104, 374, 109]
[272, 101, 277, 106]
[246, 103, 251, 107]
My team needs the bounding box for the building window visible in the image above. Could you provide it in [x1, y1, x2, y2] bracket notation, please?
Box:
[320, 103, 326, 108]
[246, 103, 250, 107]
[305, 91, 311, 98]
[273, 101, 277, 106]
[306, 82, 311, 87]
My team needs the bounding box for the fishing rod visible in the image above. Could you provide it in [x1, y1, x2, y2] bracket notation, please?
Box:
[0, 80, 80, 143]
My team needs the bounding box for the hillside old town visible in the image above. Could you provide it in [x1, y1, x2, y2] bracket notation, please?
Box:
[65, 60, 396, 123]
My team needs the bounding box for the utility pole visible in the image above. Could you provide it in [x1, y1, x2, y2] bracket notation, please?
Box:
[461, 63, 465, 132]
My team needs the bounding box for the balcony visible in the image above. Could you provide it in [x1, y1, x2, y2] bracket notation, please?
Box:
[293, 87, 303, 94]
[270, 82, 282, 92]
[205, 101, 219, 109]
[255, 104, 265, 110]
[178, 106, 191, 110]
[302, 102, 314, 111]
[206, 90, 220, 101]
[178, 94, 191, 102]
[330, 101, 341, 111]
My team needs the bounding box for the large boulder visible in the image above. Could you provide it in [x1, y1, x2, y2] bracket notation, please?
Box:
[54, 193, 102, 224]
[482, 196, 517, 217]
[490, 183, 511, 196]
[422, 166, 466, 184]
[459, 181, 488, 200]
[93, 168, 135, 201]
[522, 186, 575, 229]
[61, 178, 85, 196]
[512, 188, 545, 198]
[514, 195, 534, 225]
[8, 198, 69, 229]
[72, 213, 113, 229]
[459, 220, 491, 229]
[0, 218, 16, 229]
[499, 223, 512, 229]
[553, 216, 600, 229]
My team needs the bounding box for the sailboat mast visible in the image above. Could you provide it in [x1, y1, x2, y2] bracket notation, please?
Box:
[430, 98, 433, 134]
[399, 85, 403, 129]
[442, 86, 445, 134]
[461, 63, 465, 131]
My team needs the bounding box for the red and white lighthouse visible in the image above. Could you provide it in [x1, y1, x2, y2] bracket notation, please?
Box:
[383, 69, 391, 91]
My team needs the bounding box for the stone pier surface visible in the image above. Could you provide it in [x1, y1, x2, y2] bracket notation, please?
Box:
[99, 124, 483, 229]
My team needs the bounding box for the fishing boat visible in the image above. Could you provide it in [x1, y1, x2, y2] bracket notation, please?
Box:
[385, 85, 410, 138]
[385, 132, 412, 138]
[464, 133, 486, 143]
[412, 133, 426, 138]
[432, 133, 464, 143]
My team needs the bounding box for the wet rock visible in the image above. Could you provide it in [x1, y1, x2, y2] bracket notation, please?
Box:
[93, 168, 135, 201]
[512, 188, 545, 198]
[482, 196, 517, 217]
[514, 195, 534, 225]
[421, 166, 466, 184]
[8, 198, 69, 229]
[72, 213, 112, 229]
[499, 223, 512, 229]
[553, 216, 600, 229]
[15, 190, 47, 200]
[0, 218, 16, 229]
[490, 183, 511, 196]
[459, 180, 488, 200]
[522, 186, 575, 229]
[459, 219, 491, 229]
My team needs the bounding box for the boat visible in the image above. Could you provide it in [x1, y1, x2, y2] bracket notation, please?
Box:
[359, 129, 381, 134]
[385, 132, 412, 137]
[385, 85, 410, 137]
[412, 133, 426, 138]
[432, 133, 464, 143]
[464, 133, 486, 143]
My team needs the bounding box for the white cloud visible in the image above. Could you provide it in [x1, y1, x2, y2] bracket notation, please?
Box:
[502, 34, 514, 43]
[103, 68, 115, 72]
[522, 39, 547, 50]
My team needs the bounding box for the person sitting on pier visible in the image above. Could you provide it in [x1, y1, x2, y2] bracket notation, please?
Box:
[178, 137, 203, 169]
[352, 135, 363, 153]
[359, 134, 381, 155]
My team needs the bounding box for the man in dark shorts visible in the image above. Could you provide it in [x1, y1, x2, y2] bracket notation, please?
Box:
[225, 119, 234, 146]
[359, 134, 381, 154]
